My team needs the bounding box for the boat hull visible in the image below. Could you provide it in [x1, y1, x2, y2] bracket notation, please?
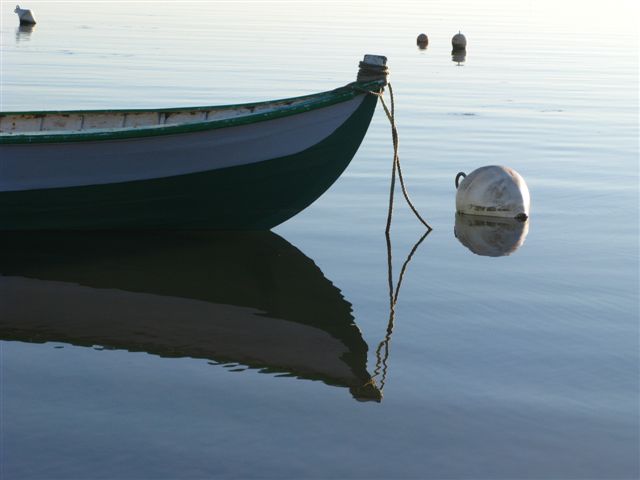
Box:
[0, 92, 378, 230]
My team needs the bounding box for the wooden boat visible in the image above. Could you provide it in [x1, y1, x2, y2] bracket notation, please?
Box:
[0, 231, 381, 401]
[0, 56, 387, 230]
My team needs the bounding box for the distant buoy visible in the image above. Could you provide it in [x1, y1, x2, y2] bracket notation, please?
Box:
[455, 165, 530, 220]
[416, 33, 428, 49]
[452, 31, 466, 51]
[14, 4, 36, 25]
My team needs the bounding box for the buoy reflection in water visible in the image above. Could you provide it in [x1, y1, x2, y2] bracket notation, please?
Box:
[454, 213, 529, 257]
[15, 24, 35, 42]
[452, 50, 466, 65]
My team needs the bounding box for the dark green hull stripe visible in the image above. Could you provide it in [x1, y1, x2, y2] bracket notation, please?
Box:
[0, 81, 383, 144]
[0, 94, 378, 230]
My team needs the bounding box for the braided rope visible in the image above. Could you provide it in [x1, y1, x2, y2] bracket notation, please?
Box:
[358, 83, 432, 233]
[354, 72, 433, 396]
[356, 62, 389, 83]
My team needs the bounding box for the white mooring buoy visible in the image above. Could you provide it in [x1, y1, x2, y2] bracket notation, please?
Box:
[14, 4, 36, 25]
[455, 165, 530, 220]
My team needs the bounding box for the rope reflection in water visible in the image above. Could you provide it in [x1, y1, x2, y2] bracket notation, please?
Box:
[369, 229, 431, 395]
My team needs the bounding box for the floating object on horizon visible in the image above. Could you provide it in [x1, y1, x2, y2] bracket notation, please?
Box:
[455, 165, 530, 220]
[0, 55, 389, 230]
[416, 33, 428, 49]
[14, 5, 36, 25]
[454, 213, 529, 257]
[451, 31, 466, 51]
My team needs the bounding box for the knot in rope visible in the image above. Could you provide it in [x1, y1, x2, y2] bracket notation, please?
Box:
[357, 61, 390, 84]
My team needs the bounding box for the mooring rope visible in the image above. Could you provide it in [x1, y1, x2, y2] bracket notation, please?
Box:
[356, 79, 433, 233]
[355, 62, 433, 397]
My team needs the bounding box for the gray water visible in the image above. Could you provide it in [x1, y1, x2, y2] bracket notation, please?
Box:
[1, 1, 638, 478]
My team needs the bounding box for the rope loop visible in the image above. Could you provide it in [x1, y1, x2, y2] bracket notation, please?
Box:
[357, 62, 389, 84]
[357, 83, 432, 233]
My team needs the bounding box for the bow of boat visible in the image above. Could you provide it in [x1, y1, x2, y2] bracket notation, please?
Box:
[0, 55, 388, 230]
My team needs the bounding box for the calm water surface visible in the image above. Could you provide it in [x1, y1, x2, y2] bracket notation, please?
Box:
[1, 1, 638, 478]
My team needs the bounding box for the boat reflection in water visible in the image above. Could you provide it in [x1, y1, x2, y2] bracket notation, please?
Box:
[0, 232, 381, 402]
[454, 213, 529, 257]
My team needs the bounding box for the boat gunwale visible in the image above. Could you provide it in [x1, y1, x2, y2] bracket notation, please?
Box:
[0, 80, 383, 145]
